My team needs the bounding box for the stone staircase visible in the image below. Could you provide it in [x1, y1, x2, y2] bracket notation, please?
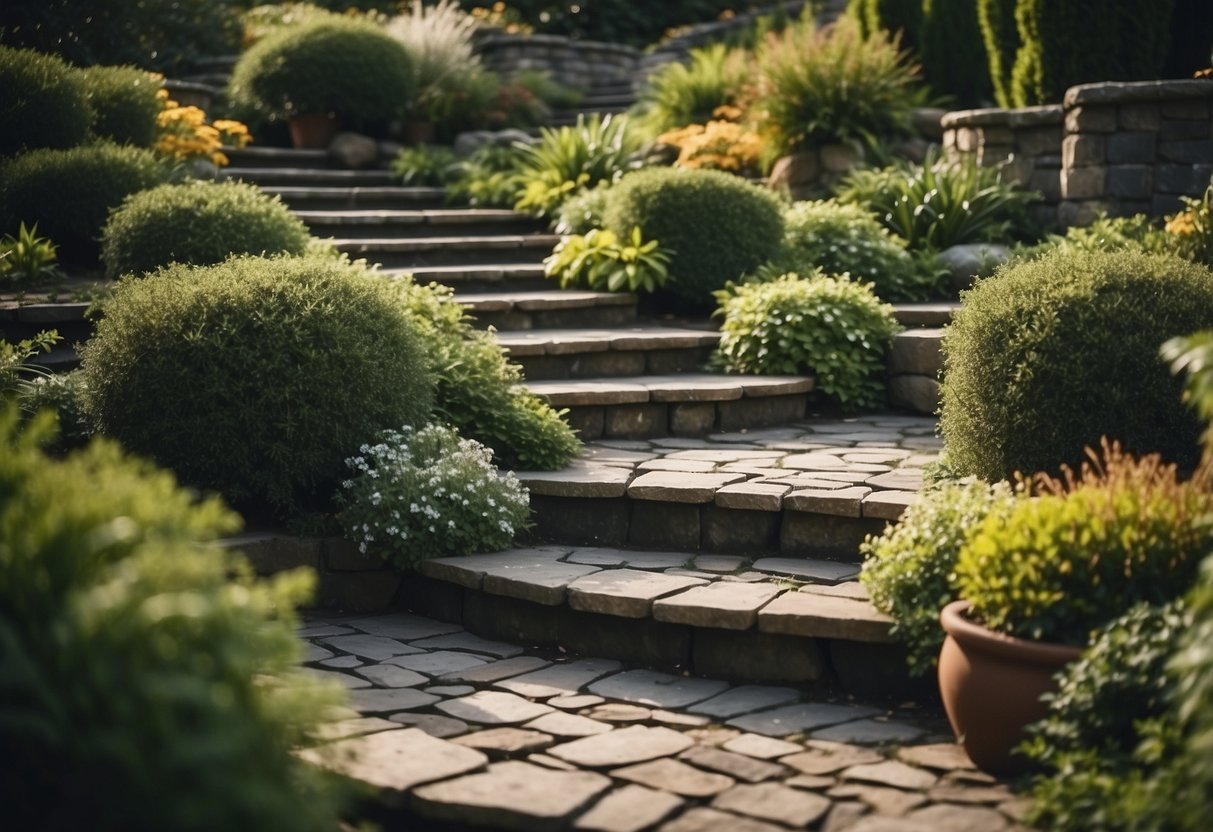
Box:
[550, 78, 637, 127]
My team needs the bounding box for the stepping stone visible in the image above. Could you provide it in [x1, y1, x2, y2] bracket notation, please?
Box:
[410, 631, 525, 658]
[821, 802, 874, 832]
[517, 463, 633, 498]
[612, 758, 735, 797]
[450, 727, 555, 758]
[680, 746, 788, 783]
[658, 807, 787, 832]
[302, 728, 486, 792]
[424, 685, 475, 697]
[309, 670, 371, 689]
[574, 785, 685, 832]
[862, 490, 919, 521]
[437, 691, 555, 725]
[867, 470, 925, 491]
[317, 716, 400, 741]
[497, 658, 622, 699]
[896, 743, 977, 771]
[343, 612, 462, 641]
[780, 452, 849, 470]
[813, 718, 927, 745]
[549, 694, 605, 710]
[412, 761, 612, 832]
[927, 783, 1016, 804]
[906, 804, 1009, 831]
[348, 688, 440, 714]
[721, 734, 804, 760]
[441, 655, 551, 684]
[714, 481, 791, 511]
[567, 570, 710, 618]
[547, 725, 693, 768]
[613, 550, 691, 570]
[828, 785, 927, 816]
[385, 650, 489, 677]
[800, 581, 869, 601]
[652, 582, 784, 630]
[355, 663, 428, 688]
[319, 655, 363, 669]
[588, 669, 728, 709]
[529, 753, 578, 771]
[299, 624, 355, 638]
[525, 711, 614, 738]
[779, 743, 884, 775]
[586, 703, 652, 723]
[651, 710, 711, 728]
[785, 774, 834, 790]
[712, 783, 832, 827]
[784, 486, 873, 518]
[751, 558, 860, 584]
[842, 760, 938, 790]
[566, 550, 630, 566]
[727, 703, 881, 737]
[388, 712, 470, 738]
[320, 634, 420, 661]
[758, 592, 894, 643]
[692, 555, 746, 573]
[638, 459, 719, 473]
[421, 548, 600, 605]
[689, 686, 801, 720]
[627, 471, 747, 503]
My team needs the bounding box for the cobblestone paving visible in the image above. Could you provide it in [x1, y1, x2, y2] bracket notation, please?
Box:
[302, 612, 1034, 831]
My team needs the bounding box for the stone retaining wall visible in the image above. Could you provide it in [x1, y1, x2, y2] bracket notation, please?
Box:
[474, 33, 641, 92]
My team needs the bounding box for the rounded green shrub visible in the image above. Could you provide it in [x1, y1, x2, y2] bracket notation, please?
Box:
[80, 255, 435, 514]
[0, 142, 167, 266]
[101, 181, 312, 279]
[227, 18, 416, 127]
[0, 408, 346, 831]
[941, 249, 1213, 481]
[0, 46, 91, 156]
[78, 65, 162, 147]
[714, 271, 901, 409]
[603, 167, 785, 309]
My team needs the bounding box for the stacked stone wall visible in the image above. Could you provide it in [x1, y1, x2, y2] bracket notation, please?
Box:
[474, 33, 641, 92]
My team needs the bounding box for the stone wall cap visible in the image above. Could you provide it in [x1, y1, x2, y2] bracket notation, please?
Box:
[941, 105, 1062, 129]
[1065, 79, 1213, 108]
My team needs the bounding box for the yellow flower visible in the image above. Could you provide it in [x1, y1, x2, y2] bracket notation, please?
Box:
[1167, 211, 1197, 237]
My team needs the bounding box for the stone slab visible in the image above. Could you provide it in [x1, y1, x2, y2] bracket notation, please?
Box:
[567, 570, 710, 618]
[497, 658, 623, 699]
[385, 650, 489, 677]
[896, 743, 977, 771]
[436, 690, 555, 725]
[861, 490, 918, 521]
[574, 785, 685, 832]
[727, 704, 881, 737]
[688, 685, 802, 720]
[780, 743, 885, 776]
[758, 592, 895, 643]
[652, 582, 784, 630]
[347, 687, 441, 713]
[627, 471, 747, 503]
[440, 655, 551, 684]
[721, 734, 804, 760]
[613, 757, 735, 797]
[588, 669, 729, 709]
[842, 760, 939, 790]
[658, 807, 788, 832]
[750, 558, 859, 584]
[548, 725, 695, 768]
[303, 728, 486, 792]
[410, 631, 525, 658]
[784, 487, 873, 518]
[342, 612, 462, 641]
[813, 719, 927, 745]
[713, 481, 791, 511]
[680, 745, 789, 783]
[525, 711, 615, 737]
[388, 712, 471, 738]
[712, 782, 831, 827]
[355, 663, 429, 688]
[450, 727, 555, 757]
[320, 634, 421, 662]
[518, 463, 635, 497]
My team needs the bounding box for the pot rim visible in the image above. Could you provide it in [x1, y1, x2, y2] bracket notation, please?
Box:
[940, 599, 1084, 666]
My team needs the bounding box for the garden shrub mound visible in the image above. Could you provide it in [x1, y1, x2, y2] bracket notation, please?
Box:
[0, 408, 346, 831]
[603, 167, 784, 309]
[78, 64, 163, 147]
[0, 142, 167, 266]
[227, 18, 416, 129]
[940, 249, 1213, 481]
[80, 255, 435, 514]
[0, 46, 91, 156]
[102, 181, 312, 279]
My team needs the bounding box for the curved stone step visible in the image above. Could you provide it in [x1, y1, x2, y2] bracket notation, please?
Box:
[385, 263, 550, 292]
[224, 166, 397, 187]
[224, 146, 331, 169]
[334, 234, 561, 268]
[296, 208, 545, 239]
[499, 325, 719, 380]
[261, 185, 448, 210]
[457, 290, 638, 331]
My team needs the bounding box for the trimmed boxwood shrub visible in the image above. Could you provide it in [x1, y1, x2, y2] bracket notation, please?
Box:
[80, 255, 435, 514]
[227, 18, 416, 128]
[102, 181, 312, 279]
[0, 142, 167, 266]
[79, 65, 162, 147]
[940, 249, 1213, 481]
[0, 408, 347, 831]
[0, 46, 91, 157]
[603, 167, 784, 309]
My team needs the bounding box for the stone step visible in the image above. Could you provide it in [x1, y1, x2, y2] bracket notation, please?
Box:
[525, 374, 817, 440]
[457, 290, 638, 331]
[888, 328, 946, 416]
[295, 208, 545, 240]
[512, 416, 936, 559]
[333, 234, 560, 269]
[892, 302, 958, 328]
[224, 166, 397, 187]
[386, 263, 551, 293]
[224, 146, 332, 169]
[498, 325, 719, 381]
[261, 185, 448, 211]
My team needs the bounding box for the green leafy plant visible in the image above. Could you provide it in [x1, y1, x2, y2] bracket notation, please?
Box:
[0, 407, 347, 831]
[603, 166, 785, 309]
[391, 144, 460, 186]
[940, 249, 1213, 482]
[446, 144, 524, 208]
[860, 481, 1016, 675]
[633, 43, 749, 137]
[17, 370, 93, 452]
[80, 255, 435, 515]
[0, 223, 65, 287]
[0, 46, 91, 156]
[713, 271, 901, 409]
[1165, 175, 1213, 269]
[554, 181, 613, 235]
[101, 180, 311, 279]
[0, 142, 167, 267]
[340, 422, 530, 564]
[544, 227, 671, 293]
[514, 114, 641, 217]
[835, 149, 1039, 250]
[227, 18, 416, 128]
[1015, 213, 1168, 262]
[78, 65, 162, 147]
[0, 329, 59, 400]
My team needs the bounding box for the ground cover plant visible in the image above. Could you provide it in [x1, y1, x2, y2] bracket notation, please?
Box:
[514, 114, 641, 217]
[543, 227, 671, 293]
[0, 46, 91, 157]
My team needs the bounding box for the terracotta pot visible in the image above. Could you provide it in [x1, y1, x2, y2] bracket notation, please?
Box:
[938, 600, 1083, 774]
[288, 113, 339, 150]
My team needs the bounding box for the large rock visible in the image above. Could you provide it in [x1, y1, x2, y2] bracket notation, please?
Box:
[767, 152, 820, 200]
[329, 132, 379, 169]
[937, 243, 1013, 292]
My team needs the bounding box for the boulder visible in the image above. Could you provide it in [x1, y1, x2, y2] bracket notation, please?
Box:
[937, 243, 1014, 292]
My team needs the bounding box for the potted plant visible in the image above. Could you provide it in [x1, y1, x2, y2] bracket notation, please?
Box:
[940, 442, 1211, 773]
[226, 18, 416, 149]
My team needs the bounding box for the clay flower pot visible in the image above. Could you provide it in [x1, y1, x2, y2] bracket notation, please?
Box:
[938, 599, 1083, 774]
[288, 112, 339, 150]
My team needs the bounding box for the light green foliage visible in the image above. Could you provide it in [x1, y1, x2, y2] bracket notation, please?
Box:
[955, 446, 1210, 644]
[1016, 213, 1167, 261]
[391, 144, 460, 186]
[860, 481, 1016, 674]
[753, 14, 925, 158]
[554, 181, 613, 235]
[940, 249, 1213, 481]
[0, 329, 59, 401]
[101, 181, 311, 279]
[78, 65, 162, 147]
[544, 227, 670, 293]
[392, 278, 581, 470]
[514, 114, 642, 217]
[0, 142, 167, 266]
[80, 255, 435, 514]
[835, 149, 1039, 250]
[227, 18, 416, 127]
[1166, 555, 1213, 829]
[603, 167, 785, 309]
[340, 423, 530, 564]
[17, 370, 93, 453]
[0, 223, 65, 288]
[0, 408, 347, 831]
[977, 0, 1019, 107]
[714, 272, 901, 409]
[0, 46, 91, 156]
[633, 44, 749, 137]
[767, 200, 935, 302]
[446, 144, 525, 208]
